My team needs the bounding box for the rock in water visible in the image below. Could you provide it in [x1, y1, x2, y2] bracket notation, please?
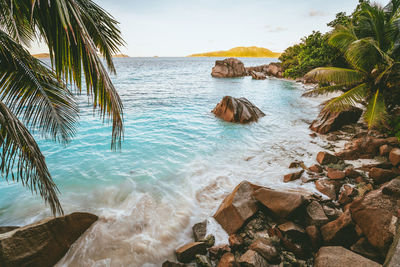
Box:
[310, 106, 362, 134]
[314, 246, 381, 267]
[211, 58, 247, 78]
[213, 181, 260, 234]
[265, 63, 284, 78]
[0, 212, 98, 267]
[212, 96, 265, 124]
[250, 71, 266, 80]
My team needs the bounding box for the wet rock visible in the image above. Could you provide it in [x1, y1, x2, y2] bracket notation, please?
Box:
[253, 188, 306, 218]
[208, 244, 231, 261]
[214, 181, 260, 234]
[250, 71, 266, 80]
[384, 224, 400, 267]
[317, 151, 340, 165]
[212, 96, 266, 124]
[306, 201, 329, 226]
[309, 164, 323, 173]
[314, 246, 381, 267]
[283, 170, 304, 183]
[327, 168, 345, 180]
[345, 168, 361, 179]
[211, 58, 246, 78]
[306, 225, 322, 251]
[320, 210, 357, 247]
[278, 222, 305, 237]
[380, 145, 393, 156]
[310, 106, 362, 134]
[176, 242, 207, 263]
[238, 250, 268, 267]
[196, 255, 212, 267]
[338, 184, 355, 206]
[389, 148, 400, 166]
[0, 212, 98, 267]
[162, 260, 186, 267]
[369, 168, 397, 184]
[200, 234, 215, 248]
[336, 136, 388, 160]
[265, 63, 284, 78]
[289, 160, 305, 169]
[217, 252, 237, 267]
[350, 186, 399, 256]
[228, 234, 243, 248]
[192, 220, 207, 241]
[0, 227, 18, 234]
[249, 238, 280, 264]
[382, 177, 400, 197]
[322, 204, 342, 220]
[351, 238, 382, 263]
[315, 179, 339, 200]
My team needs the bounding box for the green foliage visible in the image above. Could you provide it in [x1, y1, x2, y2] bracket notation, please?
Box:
[279, 31, 346, 78]
[304, 0, 400, 129]
[388, 115, 400, 140]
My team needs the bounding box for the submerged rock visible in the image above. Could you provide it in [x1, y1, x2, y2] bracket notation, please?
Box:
[250, 71, 266, 80]
[213, 181, 260, 234]
[212, 96, 265, 124]
[192, 220, 207, 242]
[310, 106, 362, 134]
[211, 58, 247, 78]
[0, 212, 98, 267]
[314, 246, 381, 267]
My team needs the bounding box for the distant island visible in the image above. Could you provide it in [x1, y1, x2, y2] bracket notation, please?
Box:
[33, 53, 130, 58]
[188, 46, 281, 58]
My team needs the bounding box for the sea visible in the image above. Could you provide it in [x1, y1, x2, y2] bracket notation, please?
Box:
[0, 57, 329, 266]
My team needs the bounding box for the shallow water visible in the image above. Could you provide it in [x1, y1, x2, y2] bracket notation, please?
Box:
[0, 57, 328, 266]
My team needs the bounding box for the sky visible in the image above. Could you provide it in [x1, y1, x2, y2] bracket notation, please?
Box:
[30, 0, 388, 57]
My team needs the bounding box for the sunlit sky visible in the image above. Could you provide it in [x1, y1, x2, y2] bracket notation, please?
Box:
[30, 0, 388, 57]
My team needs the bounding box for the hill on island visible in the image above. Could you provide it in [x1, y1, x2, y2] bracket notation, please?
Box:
[188, 46, 281, 58]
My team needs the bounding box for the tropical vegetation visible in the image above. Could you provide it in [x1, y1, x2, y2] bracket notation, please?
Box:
[304, 0, 400, 130]
[0, 0, 124, 215]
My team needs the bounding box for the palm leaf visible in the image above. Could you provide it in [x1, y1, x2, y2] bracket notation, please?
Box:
[324, 83, 368, 111]
[0, 29, 78, 143]
[364, 89, 387, 127]
[0, 100, 62, 215]
[329, 26, 357, 52]
[302, 84, 348, 97]
[344, 38, 382, 73]
[305, 67, 365, 85]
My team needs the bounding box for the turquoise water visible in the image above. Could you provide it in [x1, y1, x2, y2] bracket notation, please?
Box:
[0, 58, 327, 266]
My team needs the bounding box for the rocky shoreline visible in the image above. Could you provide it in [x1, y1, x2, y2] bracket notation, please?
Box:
[162, 59, 400, 267]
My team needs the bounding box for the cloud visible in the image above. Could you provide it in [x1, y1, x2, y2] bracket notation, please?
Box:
[308, 9, 328, 17]
[264, 25, 288, 33]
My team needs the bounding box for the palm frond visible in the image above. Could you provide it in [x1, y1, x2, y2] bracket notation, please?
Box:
[0, 29, 78, 143]
[344, 38, 382, 73]
[29, 0, 124, 149]
[302, 84, 348, 97]
[0, 100, 62, 215]
[329, 26, 357, 52]
[305, 67, 365, 85]
[364, 89, 387, 127]
[324, 83, 368, 111]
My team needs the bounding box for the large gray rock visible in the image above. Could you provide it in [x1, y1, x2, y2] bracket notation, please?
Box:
[211, 58, 247, 78]
[314, 246, 381, 267]
[310, 106, 362, 134]
[212, 96, 265, 124]
[0, 212, 98, 267]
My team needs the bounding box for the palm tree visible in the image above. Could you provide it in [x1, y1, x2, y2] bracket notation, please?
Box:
[304, 0, 400, 128]
[0, 0, 124, 215]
